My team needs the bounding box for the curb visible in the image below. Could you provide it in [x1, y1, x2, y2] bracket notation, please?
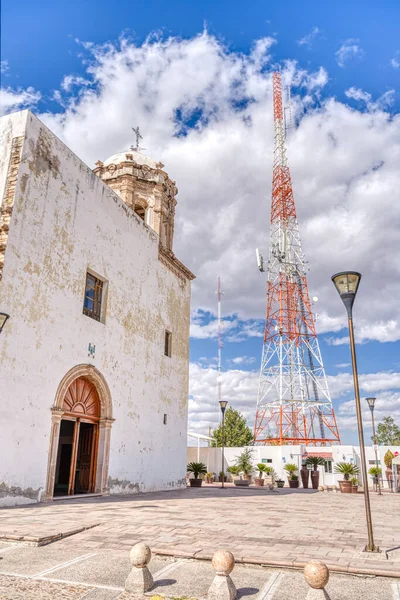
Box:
[0, 523, 100, 547]
[151, 548, 400, 579]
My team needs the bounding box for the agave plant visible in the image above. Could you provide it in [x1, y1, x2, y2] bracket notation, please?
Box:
[334, 462, 359, 481]
[187, 462, 207, 479]
[305, 456, 326, 470]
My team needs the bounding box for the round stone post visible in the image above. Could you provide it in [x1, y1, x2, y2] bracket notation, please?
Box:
[125, 543, 154, 593]
[207, 550, 236, 600]
[304, 560, 331, 599]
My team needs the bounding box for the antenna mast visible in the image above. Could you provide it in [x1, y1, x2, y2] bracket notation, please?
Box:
[254, 73, 340, 446]
[217, 276, 223, 415]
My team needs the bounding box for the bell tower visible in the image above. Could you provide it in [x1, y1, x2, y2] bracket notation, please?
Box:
[93, 148, 177, 252]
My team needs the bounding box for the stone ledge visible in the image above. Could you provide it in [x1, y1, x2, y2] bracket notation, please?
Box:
[0, 523, 100, 547]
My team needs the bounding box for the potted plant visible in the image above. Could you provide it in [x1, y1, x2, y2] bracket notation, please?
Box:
[227, 465, 240, 482]
[264, 466, 275, 484]
[205, 472, 214, 484]
[234, 448, 254, 485]
[368, 467, 382, 490]
[384, 449, 394, 487]
[276, 479, 285, 488]
[187, 462, 207, 487]
[284, 463, 299, 488]
[305, 456, 326, 489]
[350, 477, 359, 493]
[334, 462, 359, 493]
[218, 471, 226, 483]
[255, 463, 267, 486]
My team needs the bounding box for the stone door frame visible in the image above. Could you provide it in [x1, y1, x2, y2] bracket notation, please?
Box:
[43, 364, 114, 501]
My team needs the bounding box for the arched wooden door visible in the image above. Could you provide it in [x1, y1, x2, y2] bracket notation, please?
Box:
[54, 377, 100, 496]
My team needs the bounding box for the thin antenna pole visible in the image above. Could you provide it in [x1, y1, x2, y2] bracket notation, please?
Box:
[217, 276, 223, 417]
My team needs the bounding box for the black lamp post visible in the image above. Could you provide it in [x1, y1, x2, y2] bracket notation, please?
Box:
[0, 313, 10, 334]
[219, 400, 228, 488]
[331, 271, 378, 552]
[366, 397, 382, 495]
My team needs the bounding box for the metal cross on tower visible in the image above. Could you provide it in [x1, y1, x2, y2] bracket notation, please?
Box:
[253, 72, 340, 446]
[131, 126, 143, 150]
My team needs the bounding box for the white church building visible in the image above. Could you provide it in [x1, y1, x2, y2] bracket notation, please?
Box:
[0, 110, 194, 506]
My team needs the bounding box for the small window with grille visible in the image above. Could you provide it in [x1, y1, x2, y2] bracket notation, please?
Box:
[324, 461, 333, 473]
[164, 330, 172, 357]
[83, 272, 105, 322]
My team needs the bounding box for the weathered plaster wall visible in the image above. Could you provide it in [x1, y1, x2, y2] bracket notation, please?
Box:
[0, 111, 191, 506]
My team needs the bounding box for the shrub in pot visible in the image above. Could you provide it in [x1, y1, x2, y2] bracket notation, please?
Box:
[255, 463, 267, 486]
[219, 471, 227, 483]
[334, 462, 359, 493]
[350, 477, 359, 493]
[368, 466, 382, 490]
[305, 456, 326, 489]
[227, 465, 240, 482]
[284, 463, 299, 488]
[187, 462, 207, 487]
[276, 479, 285, 488]
[206, 472, 214, 484]
[263, 466, 275, 484]
[235, 448, 254, 483]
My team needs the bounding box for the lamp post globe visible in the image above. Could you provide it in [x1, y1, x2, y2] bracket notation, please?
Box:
[331, 271, 378, 552]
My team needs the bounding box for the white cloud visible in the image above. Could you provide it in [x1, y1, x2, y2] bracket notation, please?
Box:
[1, 60, 9, 74]
[9, 31, 396, 348]
[230, 356, 257, 366]
[61, 75, 92, 92]
[297, 27, 321, 48]
[335, 39, 364, 67]
[0, 86, 41, 116]
[188, 361, 400, 436]
[335, 363, 351, 369]
[391, 52, 400, 69]
[345, 87, 395, 111]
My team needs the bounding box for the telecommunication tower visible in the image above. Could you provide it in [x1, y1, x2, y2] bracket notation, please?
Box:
[254, 73, 340, 445]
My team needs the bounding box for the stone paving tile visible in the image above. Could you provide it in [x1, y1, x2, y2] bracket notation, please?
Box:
[1, 487, 400, 578]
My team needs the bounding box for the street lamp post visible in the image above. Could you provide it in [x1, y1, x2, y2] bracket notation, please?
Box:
[0, 313, 10, 334]
[219, 400, 228, 488]
[366, 397, 382, 495]
[331, 272, 378, 553]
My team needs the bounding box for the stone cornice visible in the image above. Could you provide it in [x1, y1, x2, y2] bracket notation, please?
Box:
[158, 245, 195, 283]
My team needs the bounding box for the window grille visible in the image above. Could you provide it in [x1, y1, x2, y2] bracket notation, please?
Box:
[324, 461, 333, 473]
[83, 273, 103, 322]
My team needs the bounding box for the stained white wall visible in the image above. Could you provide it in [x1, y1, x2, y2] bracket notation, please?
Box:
[0, 111, 191, 506]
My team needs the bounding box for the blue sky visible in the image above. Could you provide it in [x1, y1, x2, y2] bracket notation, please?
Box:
[1, 0, 400, 444]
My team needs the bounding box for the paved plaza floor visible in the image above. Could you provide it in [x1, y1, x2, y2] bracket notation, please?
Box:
[0, 485, 399, 598]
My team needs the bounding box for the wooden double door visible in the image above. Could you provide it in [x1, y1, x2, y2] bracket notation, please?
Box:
[54, 378, 100, 496]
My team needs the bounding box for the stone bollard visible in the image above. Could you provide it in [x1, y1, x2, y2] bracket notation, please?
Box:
[304, 560, 331, 599]
[125, 542, 154, 593]
[207, 550, 237, 600]
[318, 485, 324, 492]
[332, 485, 337, 494]
[323, 485, 328, 492]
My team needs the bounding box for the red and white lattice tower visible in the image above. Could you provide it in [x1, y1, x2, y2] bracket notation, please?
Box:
[254, 73, 340, 445]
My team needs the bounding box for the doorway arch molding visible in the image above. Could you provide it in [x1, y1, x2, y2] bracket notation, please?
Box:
[44, 364, 114, 501]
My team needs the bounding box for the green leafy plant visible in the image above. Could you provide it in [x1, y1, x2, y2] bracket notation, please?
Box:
[187, 462, 207, 479]
[350, 477, 359, 485]
[305, 456, 326, 470]
[289, 474, 299, 481]
[211, 407, 254, 447]
[283, 463, 298, 475]
[235, 447, 254, 477]
[256, 463, 267, 477]
[384, 449, 394, 469]
[375, 416, 400, 445]
[264, 466, 274, 475]
[206, 472, 214, 481]
[334, 462, 359, 481]
[368, 467, 382, 477]
[227, 465, 240, 475]
[219, 471, 226, 477]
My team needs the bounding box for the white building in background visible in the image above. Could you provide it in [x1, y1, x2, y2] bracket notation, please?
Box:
[187, 444, 400, 489]
[0, 110, 194, 507]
